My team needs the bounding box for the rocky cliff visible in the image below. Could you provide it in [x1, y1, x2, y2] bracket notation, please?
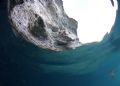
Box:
[8, 0, 80, 51]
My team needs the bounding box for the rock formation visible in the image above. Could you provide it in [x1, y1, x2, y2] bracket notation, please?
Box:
[8, 0, 80, 51]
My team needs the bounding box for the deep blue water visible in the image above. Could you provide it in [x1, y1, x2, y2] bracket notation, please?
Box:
[0, 1, 120, 86]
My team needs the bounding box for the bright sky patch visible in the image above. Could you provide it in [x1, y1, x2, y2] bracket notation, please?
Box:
[63, 0, 118, 43]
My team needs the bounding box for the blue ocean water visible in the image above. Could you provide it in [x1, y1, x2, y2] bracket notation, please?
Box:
[0, 1, 120, 86]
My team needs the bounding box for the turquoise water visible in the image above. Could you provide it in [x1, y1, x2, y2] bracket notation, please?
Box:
[0, 1, 120, 86]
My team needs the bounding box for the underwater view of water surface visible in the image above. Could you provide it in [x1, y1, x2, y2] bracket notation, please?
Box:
[0, 0, 120, 86]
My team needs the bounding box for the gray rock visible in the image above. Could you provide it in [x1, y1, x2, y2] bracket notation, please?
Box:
[8, 0, 80, 51]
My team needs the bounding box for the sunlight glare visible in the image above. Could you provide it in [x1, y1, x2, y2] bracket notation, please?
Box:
[63, 0, 118, 43]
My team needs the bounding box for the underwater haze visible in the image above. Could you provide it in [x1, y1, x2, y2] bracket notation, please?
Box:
[1, 0, 120, 86]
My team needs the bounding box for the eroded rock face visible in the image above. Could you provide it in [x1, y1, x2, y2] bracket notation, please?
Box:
[8, 0, 80, 51]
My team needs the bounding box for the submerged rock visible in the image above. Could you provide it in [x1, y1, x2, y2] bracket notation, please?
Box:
[8, 0, 80, 51]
